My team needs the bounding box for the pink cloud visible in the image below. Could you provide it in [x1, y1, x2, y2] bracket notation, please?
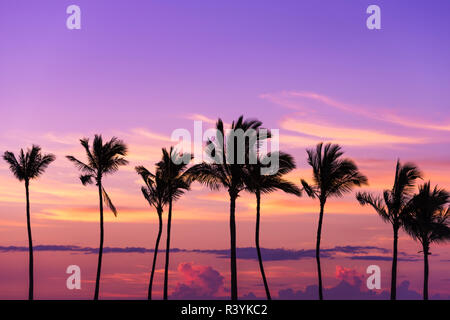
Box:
[261, 90, 450, 133]
[171, 262, 225, 299]
[335, 265, 363, 286]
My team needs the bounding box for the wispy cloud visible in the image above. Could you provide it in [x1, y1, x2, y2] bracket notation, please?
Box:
[349, 255, 420, 262]
[131, 128, 172, 142]
[261, 91, 450, 132]
[280, 118, 422, 146]
[186, 113, 217, 125]
[1, 244, 417, 262]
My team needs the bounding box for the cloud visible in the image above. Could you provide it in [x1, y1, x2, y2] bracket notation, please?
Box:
[277, 279, 426, 300]
[186, 114, 217, 125]
[170, 262, 225, 299]
[0, 245, 159, 254]
[335, 265, 362, 285]
[261, 91, 450, 132]
[131, 128, 172, 142]
[0, 244, 420, 262]
[280, 118, 422, 146]
[241, 292, 260, 300]
[198, 245, 395, 261]
[193, 247, 315, 261]
[277, 265, 432, 300]
[349, 255, 421, 262]
[260, 90, 434, 147]
[326, 246, 390, 254]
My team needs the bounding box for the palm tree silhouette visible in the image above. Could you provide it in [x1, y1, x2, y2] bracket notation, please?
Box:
[402, 182, 450, 300]
[301, 143, 367, 300]
[3, 146, 55, 300]
[136, 165, 169, 300]
[244, 151, 301, 300]
[156, 147, 191, 300]
[356, 160, 421, 300]
[185, 116, 264, 300]
[66, 135, 128, 300]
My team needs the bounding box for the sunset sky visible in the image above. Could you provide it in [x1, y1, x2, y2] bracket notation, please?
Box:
[0, 0, 449, 299]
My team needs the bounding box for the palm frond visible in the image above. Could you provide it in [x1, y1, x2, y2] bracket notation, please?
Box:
[80, 174, 94, 186]
[68, 135, 128, 178]
[4, 146, 55, 181]
[80, 138, 97, 169]
[393, 160, 422, 198]
[275, 152, 296, 175]
[66, 156, 95, 173]
[403, 182, 450, 246]
[137, 164, 169, 210]
[301, 179, 316, 198]
[102, 186, 118, 217]
[327, 162, 368, 198]
[31, 152, 56, 179]
[260, 178, 301, 196]
[103, 157, 129, 175]
[92, 135, 104, 164]
[27, 145, 41, 170]
[3, 151, 25, 181]
[304, 143, 366, 200]
[135, 166, 154, 184]
[141, 185, 158, 208]
[184, 163, 224, 190]
[356, 192, 390, 223]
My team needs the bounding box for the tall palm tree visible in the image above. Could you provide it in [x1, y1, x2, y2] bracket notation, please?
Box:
[66, 135, 128, 300]
[301, 143, 367, 300]
[356, 160, 421, 300]
[156, 147, 192, 300]
[244, 151, 301, 300]
[185, 116, 264, 300]
[403, 182, 450, 300]
[3, 146, 55, 300]
[136, 166, 169, 300]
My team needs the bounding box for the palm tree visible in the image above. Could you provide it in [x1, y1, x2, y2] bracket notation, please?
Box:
[136, 166, 169, 300]
[3, 146, 55, 300]
[301, 143, 367, 300]
[156, 147, 192, 300]
[402, 182, 450, 300]
[66, 135, 128, 300]
[185, 116, 264, 300]
[245, 151, 301, 300]
[356, 160, 421, 300]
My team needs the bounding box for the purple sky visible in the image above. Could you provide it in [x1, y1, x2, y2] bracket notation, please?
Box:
[0, 0, 449, 299]
[1, 0, 450, 134]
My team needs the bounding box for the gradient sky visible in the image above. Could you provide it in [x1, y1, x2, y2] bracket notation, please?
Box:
[0, 0, 449, 299]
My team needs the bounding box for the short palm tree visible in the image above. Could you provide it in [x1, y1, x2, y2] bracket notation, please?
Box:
[136, 166, 169, 300]
[301, 143, 367, 300]
[403, 182, 450, 300]
[356, 160, 421, 300]
[185, 116, 264, 300]
[3, 145, 55, 300]
[156, 147, 191, 300]
[245, 151, 301, 300]
[66, 135, 128, 300]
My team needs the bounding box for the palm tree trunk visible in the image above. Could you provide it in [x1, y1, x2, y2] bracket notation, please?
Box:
[25, 180, 34, 300]
[230, 193, 238, 300]
[423, 244, 429, 300]
[148, 208, 163, 300]
[255, 191, 271, 300]
[316, 200, 325, 300]
[163, 197, 173, 300]
[94, 181, 104, 300]
[390, 225, 399, 300]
